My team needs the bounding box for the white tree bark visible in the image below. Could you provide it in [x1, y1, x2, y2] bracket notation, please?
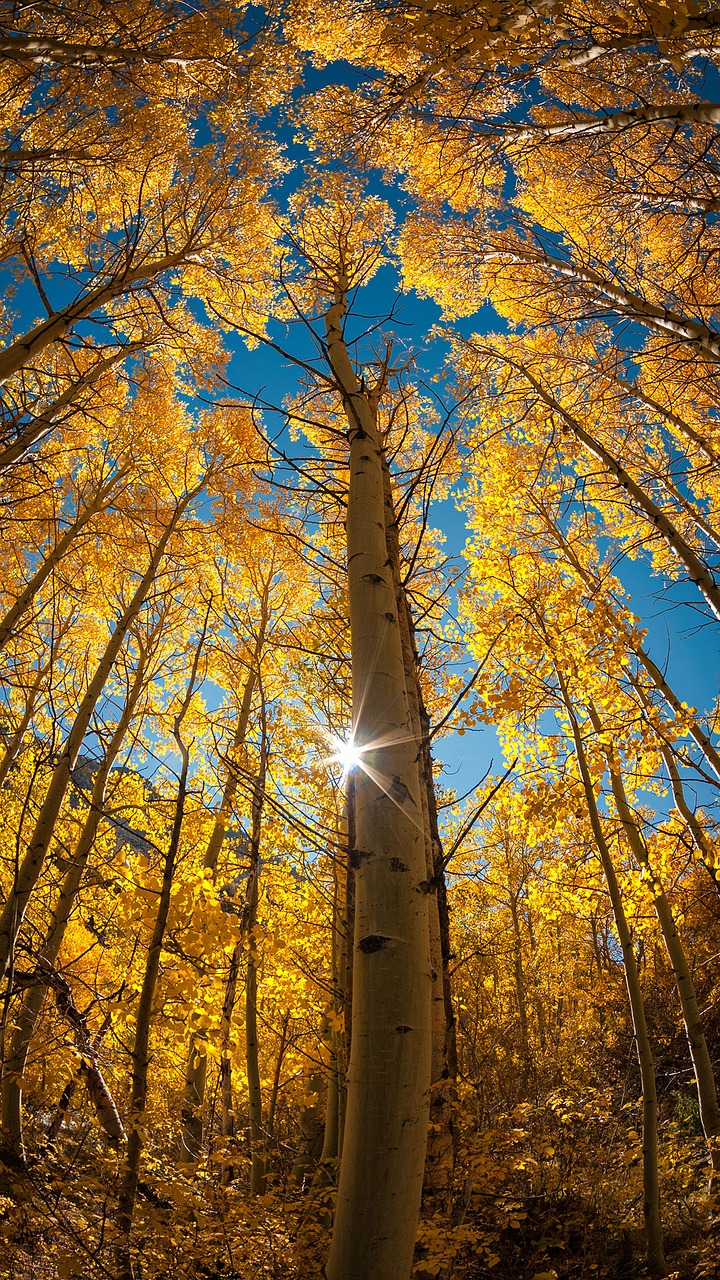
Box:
[324, 277, 432, 1280]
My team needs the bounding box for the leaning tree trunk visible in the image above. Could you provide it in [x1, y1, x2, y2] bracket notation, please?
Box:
[596, 727, 720, 1191]
[561, 686, 666, 1278]
[178, 634, 262, 1164]
[324, 276, 432, 1280]
[44, 1009, 117, 1149]
[0, 465, 128, 654]
[659, 742, 720, 894]
[0, 342, 142, 473]
[519, 365, 720, 622]
[540, 511, 720, 783]
[0, 245, 197, 385]
[0, 493, 194, 982]
[0, 652, 148, 1159]
[115, 615, 207, 1280]
[0, 659, 48, 789]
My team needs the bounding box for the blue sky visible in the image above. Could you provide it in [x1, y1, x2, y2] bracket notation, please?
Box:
[5, 46, 720, 823]
[215, 183, 720, 815]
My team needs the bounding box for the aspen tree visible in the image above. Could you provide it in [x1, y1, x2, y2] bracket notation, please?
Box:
[0, 617, 161, 1159]
[0, 4, 247, 76]
[525, 504, 720, 786]
[178, 556, 289, 1162]
[0, 0, 283, 360]
[591, 714, 720, 1189]
[116, 605, 210, 1279]
[0, 343, 143, 473]
[557, 677, 666, 1280]
[453, 373, 715, 1262]
[0, 457, 134, 653]
[229, 172, 436, 1272]
[0, 657, 51, 790]
[177, 624, 265, 1162]
[3, 1, 720, 1271]
[245, 705, 269, 1197]
[317, 233, 431, 1280]
[0, 477, 206, 980]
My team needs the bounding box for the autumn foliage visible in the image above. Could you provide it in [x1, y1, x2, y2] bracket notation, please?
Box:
[1, 3, 720, 1279]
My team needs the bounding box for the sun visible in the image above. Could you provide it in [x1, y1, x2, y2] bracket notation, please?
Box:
[326, 733, 365, 777]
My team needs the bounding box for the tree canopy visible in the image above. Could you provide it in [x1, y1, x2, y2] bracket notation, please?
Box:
[1, 4, 720, 1279]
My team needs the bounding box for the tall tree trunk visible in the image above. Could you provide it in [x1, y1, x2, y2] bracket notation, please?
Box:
[0, 493, 194, 981]
[115, 612, 208, 1279]
[324, 276, 432, 1280]
[219, 937, 241, 1181]
[560, 683, 666, 1278]
[525, 903, 548, 1052]
[319, 1048, 340, 1167]
[0, 652, 148, 1159]
[178, 630, 263, 1163]
[379, 470, 456, 1077]
[245, 940, 265, 1196]
[264, 1011, 290, 1173]
[290, 1072, 326, 1189]
[245, 719, 268, 1198]
[508, 895, 531, 1075]
[217, 699, 274, 1189]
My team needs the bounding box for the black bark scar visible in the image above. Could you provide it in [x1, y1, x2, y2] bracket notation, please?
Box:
[389, 775, 414, 805]
[349, 847, 374, 869]
[358, 934, 391, 953]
